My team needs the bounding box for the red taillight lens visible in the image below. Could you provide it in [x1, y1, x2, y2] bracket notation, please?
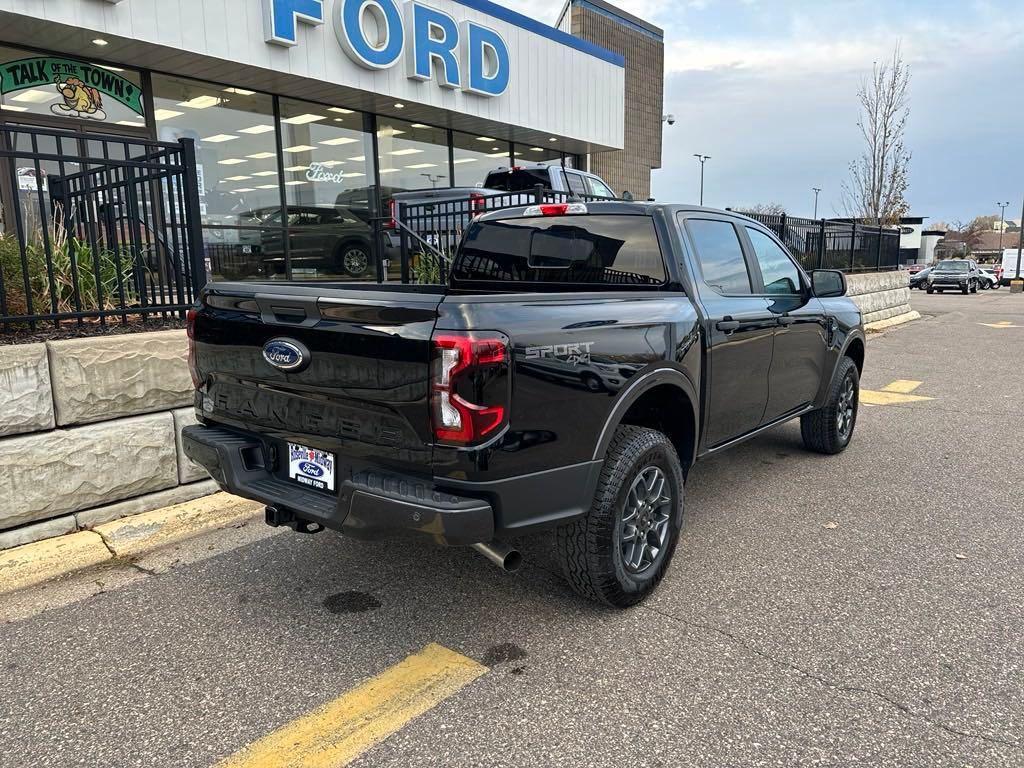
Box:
[540, 204, 569, 216]
[431, 332, 509, 446]
[384, 199, 396, 230]
[186, 308, 201, 389]
[470, 193, 486, 218]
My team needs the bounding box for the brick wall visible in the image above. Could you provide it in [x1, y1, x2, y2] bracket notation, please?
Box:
[567, 0, 664, 200]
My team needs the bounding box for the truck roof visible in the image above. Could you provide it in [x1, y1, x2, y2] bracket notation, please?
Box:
[476, 201, 760, 222]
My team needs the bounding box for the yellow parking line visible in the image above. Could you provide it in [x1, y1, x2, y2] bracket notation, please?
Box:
[861, 379, 933, 406]
[860, 390, 933, 405]
[979, 321, 1021, 329]
[216, 644, 487, 768]
[880, 379, 923, 394]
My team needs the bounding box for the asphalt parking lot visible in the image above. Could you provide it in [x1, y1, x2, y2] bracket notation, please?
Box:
[1, 288, 1022, 767]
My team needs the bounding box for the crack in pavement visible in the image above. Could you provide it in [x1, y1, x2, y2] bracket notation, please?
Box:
[643, 604, 1023, 754]
[91, 530, 159, 577]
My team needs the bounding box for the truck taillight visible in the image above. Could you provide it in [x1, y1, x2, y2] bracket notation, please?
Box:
[431, 332, 510, 446]
[470, 192, 486, 218]
[384, 199, 397, 230]
[186, 308, 201, 389]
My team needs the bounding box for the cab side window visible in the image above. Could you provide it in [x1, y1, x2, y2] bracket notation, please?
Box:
[746, 227, 802, 295]
[586, 176, 615, 198]
[686, 218, 753, 295]
[565, 171, 588, 197]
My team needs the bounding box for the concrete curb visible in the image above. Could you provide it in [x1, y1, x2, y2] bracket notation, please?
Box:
[865, 310, 921, 333]
[0, 493, 262, 595]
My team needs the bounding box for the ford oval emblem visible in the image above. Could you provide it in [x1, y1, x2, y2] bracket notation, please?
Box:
[298, 461, 324, 478]
[262, 338, 310, 373]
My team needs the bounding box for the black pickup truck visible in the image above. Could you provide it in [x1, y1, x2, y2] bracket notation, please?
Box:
[183, 202, 864, 607]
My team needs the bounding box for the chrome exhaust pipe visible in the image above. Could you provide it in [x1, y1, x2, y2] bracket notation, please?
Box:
[471, 542, 523, 572]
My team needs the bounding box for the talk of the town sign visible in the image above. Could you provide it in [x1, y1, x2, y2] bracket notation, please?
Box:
[262, 0, 511, 97]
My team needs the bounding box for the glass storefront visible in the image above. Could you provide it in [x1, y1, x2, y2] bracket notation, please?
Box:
[452, 130, 511, 186]
[151, 74, 280, 227]
[375, 119, 451, 194]
[0, 43, 574, 284]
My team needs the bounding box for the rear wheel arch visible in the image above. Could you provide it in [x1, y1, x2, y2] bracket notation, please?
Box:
[592, 369, 698, 477]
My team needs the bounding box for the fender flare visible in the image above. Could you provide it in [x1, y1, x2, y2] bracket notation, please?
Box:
[819, 330, 866, 401]
[591, 367, 700, 462]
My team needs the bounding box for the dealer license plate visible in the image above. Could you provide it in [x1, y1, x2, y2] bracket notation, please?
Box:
[287, 443, 336, 493]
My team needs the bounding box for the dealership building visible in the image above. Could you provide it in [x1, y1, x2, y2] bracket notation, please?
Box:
[0, 0, 663, 281]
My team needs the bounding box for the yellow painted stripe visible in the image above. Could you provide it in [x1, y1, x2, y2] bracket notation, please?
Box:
[880, 379, 923, 394]
[217, 644, 487, 768]
[93, 493, 262, 558]
[860, 389, 934, 406]
[0, 531, 111, 595]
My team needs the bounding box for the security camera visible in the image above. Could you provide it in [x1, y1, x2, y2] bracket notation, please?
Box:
[663, 114, 676, 126]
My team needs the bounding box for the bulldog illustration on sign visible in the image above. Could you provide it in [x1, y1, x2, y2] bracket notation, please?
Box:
[50, 76, 106, 121]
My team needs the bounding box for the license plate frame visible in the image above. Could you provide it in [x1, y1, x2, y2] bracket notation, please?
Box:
[287, 443, 337, 494]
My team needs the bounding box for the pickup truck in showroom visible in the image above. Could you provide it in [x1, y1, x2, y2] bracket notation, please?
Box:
[183, 202, 865, 607]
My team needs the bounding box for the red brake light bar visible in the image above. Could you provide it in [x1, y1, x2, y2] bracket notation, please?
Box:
[523, 203, 588, 217]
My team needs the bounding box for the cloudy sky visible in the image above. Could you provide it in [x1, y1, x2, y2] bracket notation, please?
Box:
[502, 0, 1024, 224]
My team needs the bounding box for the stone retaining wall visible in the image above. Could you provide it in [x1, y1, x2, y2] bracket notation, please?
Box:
[0, 330, 214, 549]
[845, 270, 919, 329]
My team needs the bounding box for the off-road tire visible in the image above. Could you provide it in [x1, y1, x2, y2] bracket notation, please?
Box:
[555, 425, 684, 608]
[801, 356, 859, 455]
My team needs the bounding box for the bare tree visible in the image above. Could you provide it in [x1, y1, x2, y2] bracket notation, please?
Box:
[746, 202, 787, 216]
[944, 216, 992, 253]
[842, 46, 912, 226]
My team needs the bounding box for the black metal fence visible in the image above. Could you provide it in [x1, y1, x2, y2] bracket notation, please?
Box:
[388, 185, 610, 285]
[388, 195, 903, 287]
[736, 211, 902, 273]
[0, 124, 206, 330]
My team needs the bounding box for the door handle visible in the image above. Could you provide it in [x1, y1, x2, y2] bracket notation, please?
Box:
[716, 319, 740, 333]
[776, 315, 795, 327]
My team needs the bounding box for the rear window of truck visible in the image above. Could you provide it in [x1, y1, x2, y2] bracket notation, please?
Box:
[452, 215, 666, 286]
[483, 168, 552, 192]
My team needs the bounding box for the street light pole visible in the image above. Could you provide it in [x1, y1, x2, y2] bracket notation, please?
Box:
[812, 187, 822, 219]
[1017, 197, 1024, 280]
[997, 201, 1010, 253]
[693, 154, 710, 206]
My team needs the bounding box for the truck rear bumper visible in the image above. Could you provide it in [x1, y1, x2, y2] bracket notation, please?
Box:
[182, 424, 494, 546]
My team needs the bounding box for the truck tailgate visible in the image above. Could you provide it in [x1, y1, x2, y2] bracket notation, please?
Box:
[192, 283, 444, 474]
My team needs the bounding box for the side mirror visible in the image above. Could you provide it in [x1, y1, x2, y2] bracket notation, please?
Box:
[811, 269, 847, 298]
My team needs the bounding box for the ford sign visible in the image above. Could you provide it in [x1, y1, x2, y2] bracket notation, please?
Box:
[262, 338, 310, 372]
[298, 461, 324, 478]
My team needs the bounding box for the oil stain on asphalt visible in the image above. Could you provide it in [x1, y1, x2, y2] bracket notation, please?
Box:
[481, 643, 528, 666]
[322, 591, 382, 614]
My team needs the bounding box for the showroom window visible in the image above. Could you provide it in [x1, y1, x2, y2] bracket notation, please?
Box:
[452, 130, 510, 186]
[151, 74, 279, 228]
[277, 98, 378, 281]
[375, 119, 451, 193]
[513, 143, 562, 166]
[150, 74, 279, 281]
